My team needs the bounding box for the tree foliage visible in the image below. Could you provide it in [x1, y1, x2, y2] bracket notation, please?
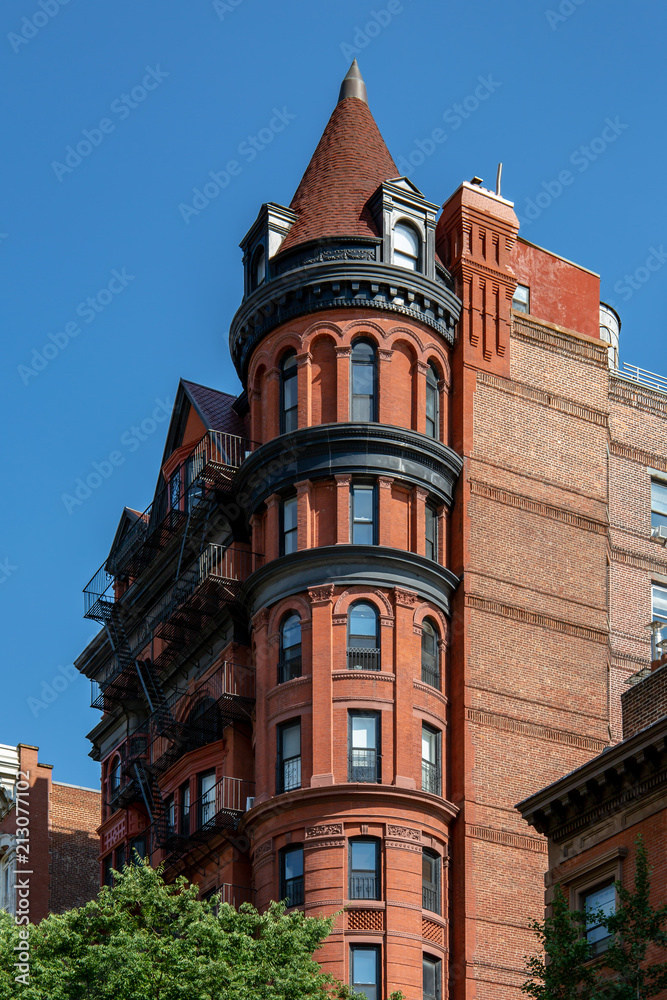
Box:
[0, 860, 404, 1000]
[523, 837, 667, 1000]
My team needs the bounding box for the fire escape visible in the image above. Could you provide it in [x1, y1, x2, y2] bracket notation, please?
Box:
[83, 430, 260, 867]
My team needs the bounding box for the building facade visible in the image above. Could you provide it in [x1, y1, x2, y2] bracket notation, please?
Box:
[75, 63, 667, 999]
[0, 743, 100, 922]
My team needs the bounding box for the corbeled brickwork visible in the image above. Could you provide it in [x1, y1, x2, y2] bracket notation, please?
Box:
[49, 783, 100, 913]
[622, 663, 667, 739]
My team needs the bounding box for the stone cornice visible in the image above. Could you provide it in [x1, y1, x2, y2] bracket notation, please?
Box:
[609, 440, 667, 473]
[610, 373, 667, 419]
[611, 546, 667, 575]
[466, 823, 547, 853]
[235, 423, 463, 516]
[512, 315, 608, 368]
[517, 715, 667, 841]
[229, 260, 461, 380]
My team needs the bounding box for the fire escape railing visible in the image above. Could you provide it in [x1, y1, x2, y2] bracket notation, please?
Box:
[158, 776, 255, 859]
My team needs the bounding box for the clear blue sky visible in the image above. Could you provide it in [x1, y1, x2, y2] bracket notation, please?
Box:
[2, 0, 666, 786]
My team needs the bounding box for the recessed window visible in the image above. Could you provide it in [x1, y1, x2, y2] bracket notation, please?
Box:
[349, 838, 381, 900]
[351, 339, 377, 421]
[351, 484, 376, 545]
[512, 283, 530, 313]
[198, 771, 216, 828]
[425, 503, 438, 562]
[350, 945, 380, 1000]
[422, 724, 441, 795]
[347, 601, 380, 671]
[277, 720, 301, 793]
[652, 583, 667, 653]
[422, 849, 441, 913]
[251, 245, 266, 290]
[426, 362, 440, 440]
[421, 618, 440, 689]
[280, 845, 304, 908]
[393, 221, 420, 271]
[115, 843, 126, 872]
[582, 882, 615, 955]
[423, 955, 442, 1000]
[166, 795, 175, 838]
[130, 836, 146, 861]
[279, 613, 302, 683]
[651, 480, 667, 531]
[280, 350, 298, 433]
[348, 711, 380, 783]
[281, 494, 298, 555]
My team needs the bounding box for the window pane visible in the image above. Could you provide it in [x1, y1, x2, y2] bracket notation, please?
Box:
[283, 497, 297, 531]
[283, 375, 297, 411]
[394, 224, 419, 257]
[512, 284, 530, 312]
[423, 958, 436, 995]
[283, 847, 303, 880]
[200, 772, 215, 795]
[422, 727, 436, 762]
[352, 364, 374, 396]
[352, 716, 377, 748]
[282, 614, 301, 654]
[353, 487, 374, 522]
[652, 584, 667, 640]
[351, 841, 377, 871]
[352, 340, 375, 363]
[651, 481, 667, 514]
[350, 603, 377, 638]
[281, 723, 300, 758]
[352, 395, 373, 421]
[352, 947, 377, 984]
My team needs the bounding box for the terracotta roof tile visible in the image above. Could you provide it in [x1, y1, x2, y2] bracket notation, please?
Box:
[278, 96, 397, 254]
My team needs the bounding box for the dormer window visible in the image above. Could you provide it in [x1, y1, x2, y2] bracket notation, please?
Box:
[393, 222, 420, 271]
[251, 245, 266, 290]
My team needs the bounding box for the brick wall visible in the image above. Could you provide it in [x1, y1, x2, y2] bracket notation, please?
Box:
[49, 783, 100, 913]
[622, 663, 667, 739]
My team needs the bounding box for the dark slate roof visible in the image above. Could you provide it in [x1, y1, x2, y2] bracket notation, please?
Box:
[181, 379, 245, 437]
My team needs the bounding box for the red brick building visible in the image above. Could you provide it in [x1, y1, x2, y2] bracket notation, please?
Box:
[517, 662, 667, 967]
[75, 62, 667, 999]
[0, 744, 100, 922]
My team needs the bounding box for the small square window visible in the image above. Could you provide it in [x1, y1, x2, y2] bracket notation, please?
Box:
[512, 284, 530, 314]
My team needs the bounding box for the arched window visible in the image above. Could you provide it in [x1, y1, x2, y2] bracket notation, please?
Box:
[426, 362, 440, 440]
[187, 696, 221, 749]
[393, 221, 420, 271]
[279, 613, 302, 683]
[347, 601, 380, 671]
[280, 350, 298, 433]
[250, 245, 266, 290]
[421, 618, 440, 689]
[350, 339, 376, 422]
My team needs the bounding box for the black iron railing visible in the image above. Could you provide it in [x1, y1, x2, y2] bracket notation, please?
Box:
[348, 748, 379, 783]
[422, 885, 439, 913]
[421, 663, 440, 689]
[277, 656, 302, 684]
[349, 875, 379, 900]
[281, 875, 304, 908]
[422, 760, 441, 795]
[277, 756, 301, 794]
[347, 647, 381, 671]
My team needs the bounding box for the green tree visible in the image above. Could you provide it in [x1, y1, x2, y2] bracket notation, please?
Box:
[522, 837, 667, 1000]
[0, 860, 403, 1000]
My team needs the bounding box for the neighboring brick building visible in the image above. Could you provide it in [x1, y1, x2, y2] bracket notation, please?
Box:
[517, 662, 667, 963]
[0, 744, 100, 922]
[74, 61, 667, 999]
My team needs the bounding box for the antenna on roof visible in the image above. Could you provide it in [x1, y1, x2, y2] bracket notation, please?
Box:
[496, 163, 503, 197]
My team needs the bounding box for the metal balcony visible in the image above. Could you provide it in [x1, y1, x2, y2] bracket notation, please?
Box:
[420, 663, 440, 689]
[347, 647, 381, 671]
[422, 760, 441, 796]
[90, 545, 262, 710]
[348, 748, 379, 783]
[276, 756, 301, 794]
[277, 655, 302, 684]
[280, 875, 304, 908]
[159, 776, 255, 858]
[349, 875, 379, 900]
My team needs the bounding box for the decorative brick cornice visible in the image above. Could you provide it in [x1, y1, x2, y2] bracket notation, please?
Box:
[385, 840, 422, 853]
[394, 587, 420, 608]
[609, 440, 667, 473]
[386, 824, 420, 840]
[611, 546, 667, 575]
[610, 375, 667, 419]
[306, 823, 343, 838]
[304, 838, 345, 850]
[466, 707, 608, 752]
[308, 585, 335, 606]
[469, 479, 607, 534]
[465, 594, 608, 644]
[477, 371, 608, 427]
[512, 315, 608, 367]
[332, 670, 395, 683]
[466, 823, 547, 854]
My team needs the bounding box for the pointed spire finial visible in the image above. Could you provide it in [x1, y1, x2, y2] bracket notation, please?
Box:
[338, 59, 368, 104]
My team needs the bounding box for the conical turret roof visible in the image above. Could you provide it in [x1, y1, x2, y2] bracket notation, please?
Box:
[278, 62, 398, 254]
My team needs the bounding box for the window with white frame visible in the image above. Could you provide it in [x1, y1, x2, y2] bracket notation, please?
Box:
[512, 284, 530, 313]
[393, 222, 420, 271]
[651, 480, 667, 531]
[582, 882, 615, 955]
[652, 583, 667, 648]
